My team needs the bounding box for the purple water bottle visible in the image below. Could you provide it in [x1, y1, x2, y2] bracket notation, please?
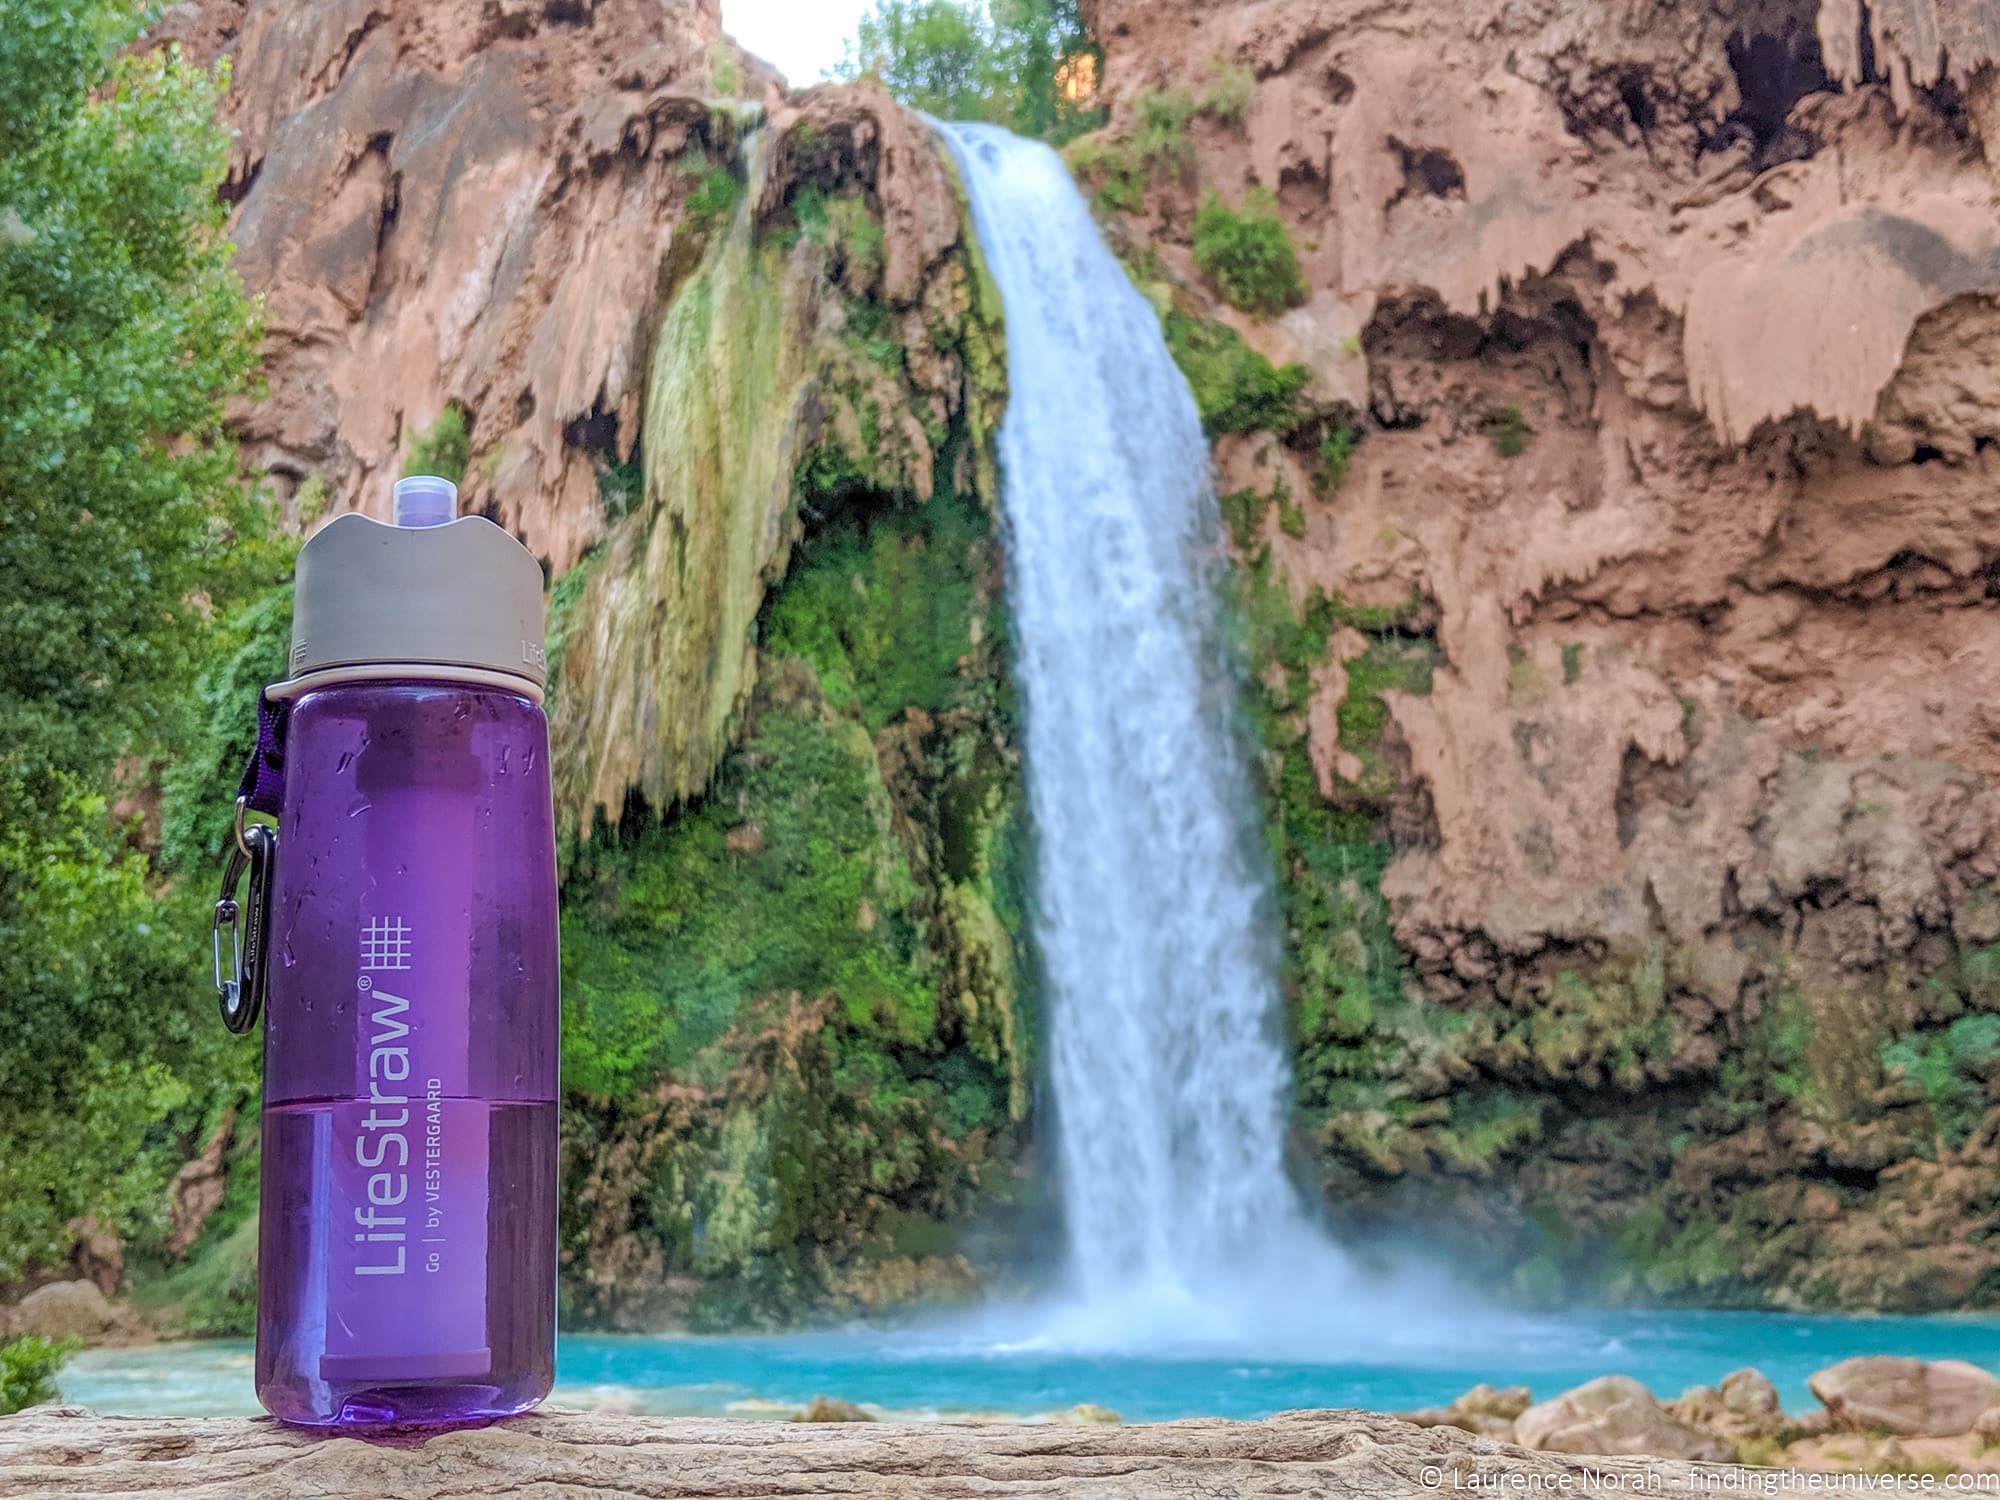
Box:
[236, 475, 558, 1426]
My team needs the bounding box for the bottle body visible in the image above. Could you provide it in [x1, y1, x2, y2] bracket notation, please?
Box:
[256, 681, 559, 1427]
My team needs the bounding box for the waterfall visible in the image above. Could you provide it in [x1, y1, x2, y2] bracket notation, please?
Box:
[936, 123, 1471, 1354]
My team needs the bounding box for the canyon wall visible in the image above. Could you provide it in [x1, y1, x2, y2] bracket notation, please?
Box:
[1074, 0, 2000, 1307]
[134, 0, 2000, 1323]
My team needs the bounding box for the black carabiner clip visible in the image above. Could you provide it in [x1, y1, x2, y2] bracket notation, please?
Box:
[213, 798, 277, 1035]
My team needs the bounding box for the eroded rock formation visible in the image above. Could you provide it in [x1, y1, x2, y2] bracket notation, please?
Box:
[1076, 0, 2000, 1307]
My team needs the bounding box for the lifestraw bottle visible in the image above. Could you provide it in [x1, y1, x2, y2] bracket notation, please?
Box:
[253, 475, 558, 1426]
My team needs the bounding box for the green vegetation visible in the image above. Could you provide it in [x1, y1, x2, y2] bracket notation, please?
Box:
[402, 404, 470, 482]
[1491, 401, 1532, 458]
[0, 1334, 77, 1416]
[1191, 189, 1306, 317]
[1162, 312, 1309, 436]
[0, 0, 271, 1286]
[1200, 59, 1255, 126]
[1881, 1014, 2000, 1147]
[559, 479, 1028, 1323]
[709, 41, 741, 98]
[685, 162, 745, 230]
[837, 0, 1102, 144]
[1316, 423, 1361, 493]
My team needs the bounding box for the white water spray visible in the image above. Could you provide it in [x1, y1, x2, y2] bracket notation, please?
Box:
[938, 123, 1488, 1355]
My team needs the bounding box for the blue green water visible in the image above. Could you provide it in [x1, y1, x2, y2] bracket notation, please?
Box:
[61, 1311, 2000, 1422]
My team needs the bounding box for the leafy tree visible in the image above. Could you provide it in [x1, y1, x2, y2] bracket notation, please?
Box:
[838, 0, 1103, 144]
[0, 0, 267, 1274]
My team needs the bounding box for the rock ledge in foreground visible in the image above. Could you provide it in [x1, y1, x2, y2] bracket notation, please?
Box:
[0, 1405, 1798, 1498]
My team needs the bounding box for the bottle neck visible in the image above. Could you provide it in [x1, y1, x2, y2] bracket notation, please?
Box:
[264, 662, 546, 704]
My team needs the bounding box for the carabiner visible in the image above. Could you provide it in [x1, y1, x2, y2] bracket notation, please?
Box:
[213, 798, 277, 1034]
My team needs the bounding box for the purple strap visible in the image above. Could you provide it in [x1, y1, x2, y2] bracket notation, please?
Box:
[236, 688, 289, 818]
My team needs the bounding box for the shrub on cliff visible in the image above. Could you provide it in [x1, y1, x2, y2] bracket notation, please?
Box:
[1162, 312, 1309, 436]
[0, 0, 266, 1279]
[1192, 190, 1306, 318]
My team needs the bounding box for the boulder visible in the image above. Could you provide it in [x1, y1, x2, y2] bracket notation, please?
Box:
[796, 1396, 877, 1423]
[1808, 1357, 2000, 1437]
[1672, 1368, 1788, 1443]
[1720, 1368, 1784, 1426]
[1399, 1382, 1534, 1440]
[1516, 1375, 1735, 1462]
[1, 1279, 146, 1345]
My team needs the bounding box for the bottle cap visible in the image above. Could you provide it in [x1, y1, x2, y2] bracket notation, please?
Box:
[283, 474, 547, 696]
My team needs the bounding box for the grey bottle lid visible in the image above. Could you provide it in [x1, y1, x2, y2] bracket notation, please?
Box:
[287, 477, 547, 692]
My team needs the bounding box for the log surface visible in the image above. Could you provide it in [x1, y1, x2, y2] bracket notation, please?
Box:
[0, 1405, 1794, 1498]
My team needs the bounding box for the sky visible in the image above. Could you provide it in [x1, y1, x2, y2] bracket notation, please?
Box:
[720, 0, 876, 88]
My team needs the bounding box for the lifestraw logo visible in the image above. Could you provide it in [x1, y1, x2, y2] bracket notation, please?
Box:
[353, 916, 414, 1276]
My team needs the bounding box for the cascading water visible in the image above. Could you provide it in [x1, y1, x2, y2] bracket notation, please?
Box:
[937, 123, 1484, 1354]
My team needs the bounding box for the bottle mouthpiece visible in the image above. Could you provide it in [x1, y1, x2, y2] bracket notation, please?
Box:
[393, 474, 458, 529]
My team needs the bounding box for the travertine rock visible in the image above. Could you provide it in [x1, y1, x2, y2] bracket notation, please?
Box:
[0, 1407, 1787, 1499]
[1809, 1356, 2000, 1437]
[1517, 1375, 1735, 1462]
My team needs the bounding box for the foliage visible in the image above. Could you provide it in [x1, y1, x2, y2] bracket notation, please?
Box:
[1491, 400, 1532, 458]
[1162, 312, 1309, 436]
[685, 164, 745, 230]
[0, 1334, 77, 1416]
[709, 40, 741, 98]
[0, 0, 267, 1282]
[1200, 60, 1255, 126]
[402, 404, 470, 482]
[1317, 423, 1360, 493]
[158, 564, 296, 869]
[1191, 190, 1306, 317]
[838, 0, 1103, 145]
[1065, 88, 1197, 212]
[1881, 1015, 2000, 1148]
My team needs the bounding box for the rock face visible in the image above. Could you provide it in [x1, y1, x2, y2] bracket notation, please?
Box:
[0, 1407, 1783, 1498]
[146, 0, 2000, 1323]
[1076, 0, 2000, 1309]
[0, 1282, 147, 1347]
[1516, 1375, 1735, 1462]
[154, 0, 754, 574]
[1809, 1356, 2000, 1436]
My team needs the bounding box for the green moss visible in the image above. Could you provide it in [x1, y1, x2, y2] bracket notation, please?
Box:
[1163, 312, 1309, 436]
[402, 405, 469, 483]
[763, 493, 987, 734]
[562, 690, 933, 1095]
[1192, 189, 1306, 317]
[1336, 637, 1437, 796]
[1561, 642, 1584, 684]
